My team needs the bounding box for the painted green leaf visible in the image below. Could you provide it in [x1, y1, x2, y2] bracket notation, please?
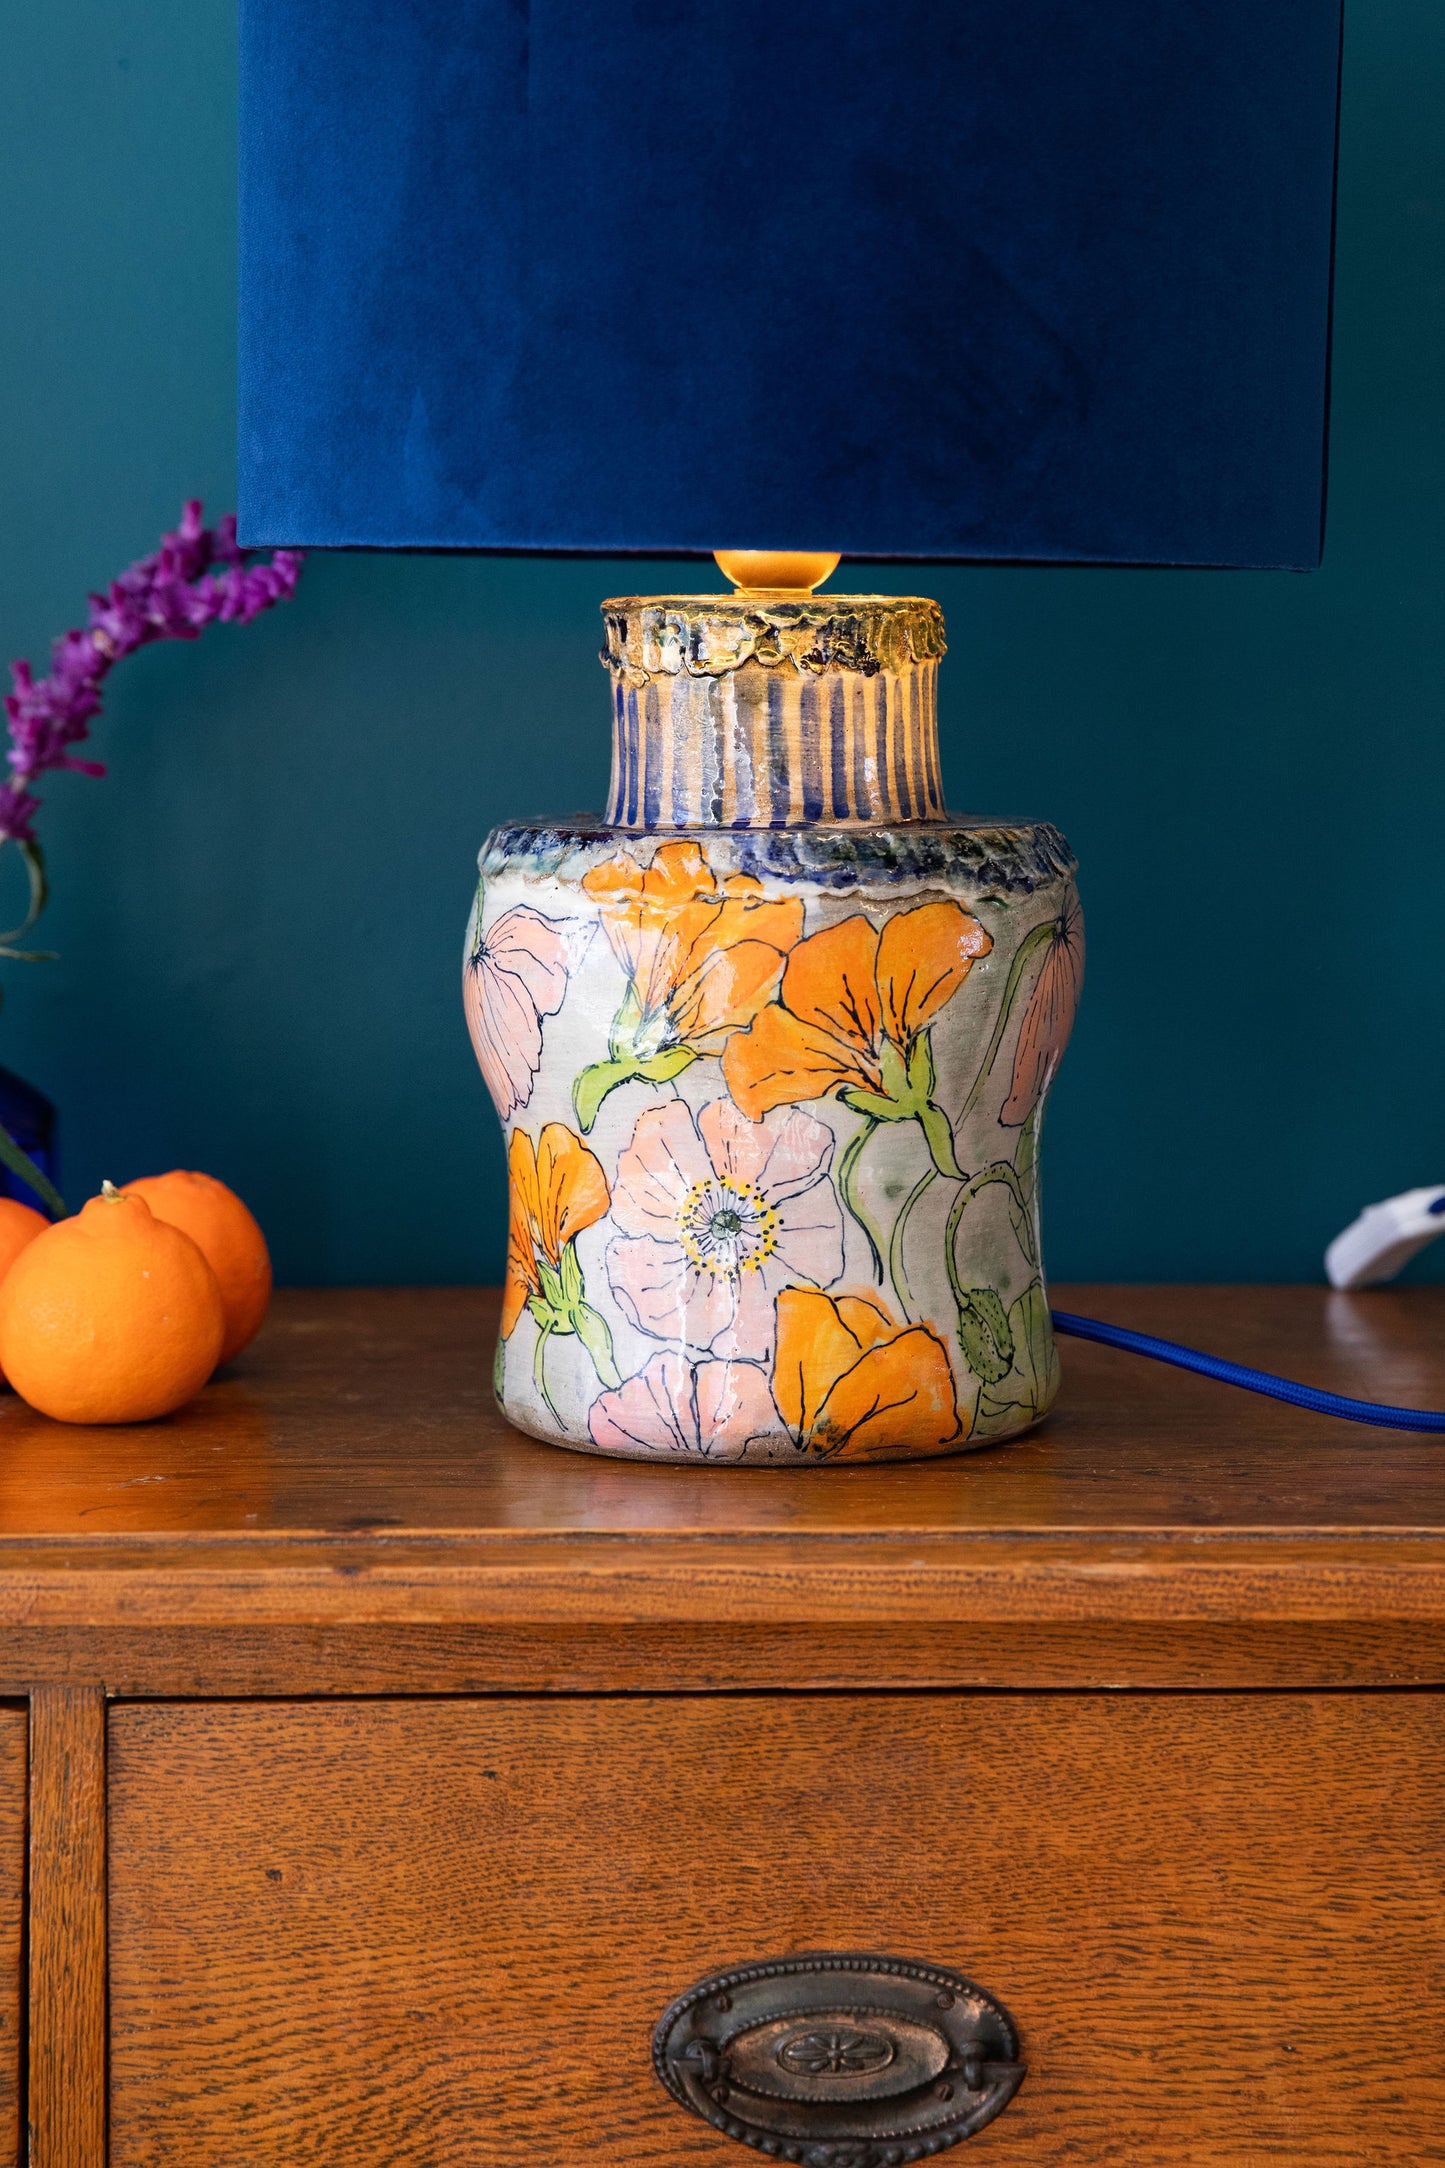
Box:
[877, 1038, 910, 1101]
[573, 1046, 696, 1132]
[918, 1100, 963, 1180]
[957, 913, 1058, 1123]
[1008, 1108, 1040, 1267]
[574, 1059, 638, 1133]
[839, 1086, 906, 1123]
[1012, 1279, 1057, 1404]
[954, 1284, 1014, 1385]
[973, 1279, 1061, 1436]
[572, 1300, 621, 1389]
[534, 1254, 566, 1314]
[558, 1238, 585, 1308]
[636, 1045, 699, 1086]
[905, 1031, 936, 1100]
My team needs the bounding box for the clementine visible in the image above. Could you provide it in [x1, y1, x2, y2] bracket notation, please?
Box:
[120, 1171, 272, 1364]
[0, 1198, 48, 1383]
[0, 1184, 225, 1423]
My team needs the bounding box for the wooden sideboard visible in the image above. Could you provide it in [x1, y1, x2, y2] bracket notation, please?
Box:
[3, 1283, 1444, 2166]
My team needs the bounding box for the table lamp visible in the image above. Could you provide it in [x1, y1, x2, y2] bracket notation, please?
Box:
[239, 0, 1342, 1464]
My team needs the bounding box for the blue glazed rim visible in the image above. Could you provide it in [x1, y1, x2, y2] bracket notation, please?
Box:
[480, 816, 1076, 896]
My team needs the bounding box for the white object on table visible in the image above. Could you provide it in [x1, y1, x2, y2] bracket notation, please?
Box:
[1325, 1186, 1445, 1290]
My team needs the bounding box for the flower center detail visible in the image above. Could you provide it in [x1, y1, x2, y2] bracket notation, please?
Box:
[678, 1177, 778, 1276]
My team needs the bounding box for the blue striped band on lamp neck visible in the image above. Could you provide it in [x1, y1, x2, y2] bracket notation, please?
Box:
[600, 595, 948, 832]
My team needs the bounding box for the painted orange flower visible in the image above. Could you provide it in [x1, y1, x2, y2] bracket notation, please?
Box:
[723, 901, 991, 1123]
[575, 840, 804, 1129]
[502, 1123, 619, 1422]
[772, 1287, 962, 1460]
[503, 1124, 611, 1335]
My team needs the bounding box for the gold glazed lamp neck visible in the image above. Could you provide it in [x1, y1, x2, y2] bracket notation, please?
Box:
[601, 569, 947, 833]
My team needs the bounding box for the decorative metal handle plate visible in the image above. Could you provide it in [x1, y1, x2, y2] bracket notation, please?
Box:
[652, 1952, 1025, 2166]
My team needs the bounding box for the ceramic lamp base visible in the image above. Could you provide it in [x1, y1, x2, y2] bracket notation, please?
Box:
[465, 594, 1082, 1466]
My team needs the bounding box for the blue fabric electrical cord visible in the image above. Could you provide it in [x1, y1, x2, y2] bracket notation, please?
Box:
[1051, 1310, 1445, 1433]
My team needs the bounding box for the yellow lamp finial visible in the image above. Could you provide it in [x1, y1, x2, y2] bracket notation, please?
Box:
[713, 550, 841, 595]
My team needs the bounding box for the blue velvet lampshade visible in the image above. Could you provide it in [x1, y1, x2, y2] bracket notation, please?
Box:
[238, 0, 1342, 570]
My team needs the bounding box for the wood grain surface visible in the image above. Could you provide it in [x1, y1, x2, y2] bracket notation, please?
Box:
[108, 1693, 1445, 2166]
[0, 1709, 23, 2168]
[29, 1688, 105, 2168]
[0, 1284, 1440, 1539]
[11, 1618, 1445, 1695]
[0, 1287, 1440, 1680]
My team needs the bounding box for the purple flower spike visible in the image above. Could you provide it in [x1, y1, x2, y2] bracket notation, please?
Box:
[2, 503, 303, 849]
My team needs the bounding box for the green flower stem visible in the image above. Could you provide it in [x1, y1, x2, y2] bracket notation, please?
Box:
[532, 1319, 561, 1425]
[0, 838, 49, 947]
[957, 915, 1058, 1123]
[0, 1118, 66, 1220]
[942, 1160, 1030, 1317]
[525, 1242, 620, 1415]
[837, 1116, 886, 1282]
[887, 1165, 936, 1320]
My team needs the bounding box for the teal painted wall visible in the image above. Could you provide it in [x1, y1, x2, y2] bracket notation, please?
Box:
[1, 2, 1442, 1287]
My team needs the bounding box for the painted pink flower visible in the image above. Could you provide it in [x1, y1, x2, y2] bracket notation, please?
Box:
[605, 1097, 844, 1361]
[465, 905, 570, 1120]
[587, 1350, 778, 1461]
[1000, 885, 1084, 1126]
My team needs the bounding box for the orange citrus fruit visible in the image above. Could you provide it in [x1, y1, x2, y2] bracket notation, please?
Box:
[120, 1171, 272, 1364]
[0, 1184, 225, 1423]
[0, 1199, 49, 1382]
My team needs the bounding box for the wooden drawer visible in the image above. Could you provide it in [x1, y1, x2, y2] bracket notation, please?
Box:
[108, 1693, 1445, 2166]
[0, 1711, 21, 2168]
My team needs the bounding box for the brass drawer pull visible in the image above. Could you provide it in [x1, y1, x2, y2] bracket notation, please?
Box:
[652, 1952, 1025, 2164]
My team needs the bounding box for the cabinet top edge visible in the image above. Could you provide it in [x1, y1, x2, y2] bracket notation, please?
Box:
[1, 1530, 1445, 1630]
